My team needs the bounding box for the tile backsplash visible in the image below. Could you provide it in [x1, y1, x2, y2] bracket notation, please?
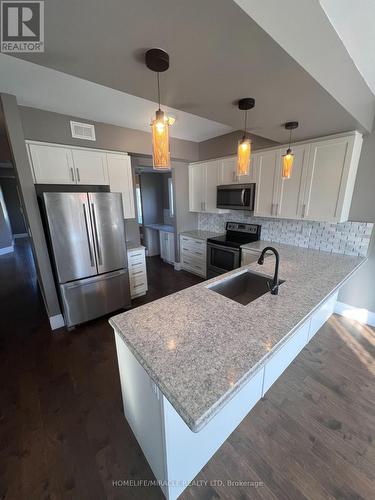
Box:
[198, 213, 373, 257]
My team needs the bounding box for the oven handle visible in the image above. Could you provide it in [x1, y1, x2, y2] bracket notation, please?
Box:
[241, 188, 246, 206]
[207, 242, 240, 254]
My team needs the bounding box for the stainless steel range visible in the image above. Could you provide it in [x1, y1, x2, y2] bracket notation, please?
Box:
[206, 222, 261, 278]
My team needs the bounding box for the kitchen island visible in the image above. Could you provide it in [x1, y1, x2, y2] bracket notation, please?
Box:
[109, 241, 365, 500]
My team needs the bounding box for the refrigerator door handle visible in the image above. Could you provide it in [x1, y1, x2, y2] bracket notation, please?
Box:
[82, 203, 95, 267]
[91, 203, 103, 265]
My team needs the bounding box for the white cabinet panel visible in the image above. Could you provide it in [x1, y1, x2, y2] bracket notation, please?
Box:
[127, 247, 147, 298]
[276, 145, 310, 219]
[71, 149, 109, 185]
[180, 235, 207, 277]
[308, 292, 338, 341]
[204, 160, 221, 212]
[189, 164, 205, 212]
[29, 143, 75, 184]
[219, 157, 237, 185]
[160, 231, 175, 265]
[107, 153, 135, 219]
[302, 135, 362, 222]
[254, 150, 279, 217]
[262, 320, 310, 395]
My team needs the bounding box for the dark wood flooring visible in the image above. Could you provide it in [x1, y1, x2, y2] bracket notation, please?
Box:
[0, 240, 374, 499]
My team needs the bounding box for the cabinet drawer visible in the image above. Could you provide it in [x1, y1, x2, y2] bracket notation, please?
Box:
[181, 245, 206, 262]
[129, 267, 146, 280]
[180, 236, 206, 253]
[181, 255, 206, 277]
[262, 320, 310, 395]
[128, 249, 146, 263]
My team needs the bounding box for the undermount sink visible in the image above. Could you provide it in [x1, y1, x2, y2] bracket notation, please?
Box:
[208, 270, 285, 306]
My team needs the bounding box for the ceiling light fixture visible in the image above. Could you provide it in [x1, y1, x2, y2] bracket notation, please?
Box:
[237, 98, 255, 177]
[282, 121, 299, 179]
[145, 48, 171, 170]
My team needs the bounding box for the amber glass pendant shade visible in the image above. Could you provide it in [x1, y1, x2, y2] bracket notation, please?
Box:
[282, 148, 294, 179]
[237, 137, 251, 176]
[151, 109, 170, 169]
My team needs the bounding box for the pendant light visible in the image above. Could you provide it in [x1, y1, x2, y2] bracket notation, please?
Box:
[145, 48, 171, 170]
[282, 121, 299, 179]
[237, 98, 255, 176]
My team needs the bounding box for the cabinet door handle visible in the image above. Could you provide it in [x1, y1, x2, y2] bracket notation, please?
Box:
[271, 203, 274, 216]
[76, 168, 80, 182]
[301, 204, 306, 218]
[274, 203, 278, 216]
[70, 167, 75, 182]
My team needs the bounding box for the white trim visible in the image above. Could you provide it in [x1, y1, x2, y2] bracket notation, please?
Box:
[13, 233, 29, 239]
[174, 262, 181, 271]
[0, 245, 14, 255]
[49, 314, 65, 330]
[334, 301, 375, 328]
[25, 139, 128, 156]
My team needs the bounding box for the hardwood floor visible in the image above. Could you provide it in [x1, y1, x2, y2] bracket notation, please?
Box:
[0, 241, 374, 499]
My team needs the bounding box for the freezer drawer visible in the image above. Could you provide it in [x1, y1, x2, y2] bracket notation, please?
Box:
[60, 269, 131, 327]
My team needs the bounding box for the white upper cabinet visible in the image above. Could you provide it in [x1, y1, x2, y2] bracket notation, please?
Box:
[189, 161, 228, 213]
[28, 143, 75, 184]
[275, 144, 310, 219]
[218, 155, 257, 185]
[71, 149, 109, 185]
[107, 153, 135, 219]
[302, 134, 362, 222]
[253, 150, 279, 217]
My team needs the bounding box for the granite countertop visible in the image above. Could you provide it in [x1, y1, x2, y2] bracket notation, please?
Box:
[126, 242, 145, 251]
[144, 223, 175, 233]
[110, 241, 365, 433]
[180, 230, 223, 240]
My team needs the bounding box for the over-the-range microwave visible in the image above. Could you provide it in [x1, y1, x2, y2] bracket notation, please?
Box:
[216, 183, 256, 211]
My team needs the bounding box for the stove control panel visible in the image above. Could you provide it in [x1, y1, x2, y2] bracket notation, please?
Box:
[226, 222, 261, 234]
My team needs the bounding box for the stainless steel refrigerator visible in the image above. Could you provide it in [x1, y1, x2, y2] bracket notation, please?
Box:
[42, 192, 131, 327]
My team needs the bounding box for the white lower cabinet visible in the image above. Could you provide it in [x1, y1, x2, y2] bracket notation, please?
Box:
[159, 231, 175, 265]
[113, 288, 339, 500]
[127, 246, 147, 298]
[180, 235, 207, 278]
[308, 291, 338, 341]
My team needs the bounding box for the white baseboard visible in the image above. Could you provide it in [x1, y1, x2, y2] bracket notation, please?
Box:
[0, 245, 14, 255]
[49, 314, 65, 330]
[13, 233, 28, 239]
[334, 301, 375, 328]
[174, 262, 181, 271]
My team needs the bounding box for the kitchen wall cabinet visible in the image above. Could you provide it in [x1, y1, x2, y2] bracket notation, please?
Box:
[28, 143, 75, 184]
[26, 141, 136, 219]
[71, 149, 108, 185]
[189, 161, 228, 214]
[253, 149, 279, 217]
[218, 156, 257, 185]
[107, 153, 135, 219]
[159, 230, 175, 265]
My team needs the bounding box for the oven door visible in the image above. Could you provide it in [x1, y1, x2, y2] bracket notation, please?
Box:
[217, 184, 255, 210]
[207, 242, 241, 277]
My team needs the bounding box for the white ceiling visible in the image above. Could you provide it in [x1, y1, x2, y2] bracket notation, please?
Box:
[320, 0, 375, 96]
[0, 54, 233, 142]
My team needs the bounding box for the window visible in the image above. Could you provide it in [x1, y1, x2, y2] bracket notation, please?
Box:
[135, 184, 143, 225]
[168, 177, 174, 217]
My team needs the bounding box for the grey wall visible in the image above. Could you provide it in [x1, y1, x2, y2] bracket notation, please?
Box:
[162, 173, 172, 210]
[19, 106, 199, 162]
[339, 130, 375, 311]
[0, 186, 12, 249]
[198, 130, 278, 161]
[140, 173, 164, 225]
[1, 94, 61, 318]
[0, 176, 26, 234]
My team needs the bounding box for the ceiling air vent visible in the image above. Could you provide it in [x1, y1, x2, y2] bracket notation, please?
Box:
[70, 121, 96, 141]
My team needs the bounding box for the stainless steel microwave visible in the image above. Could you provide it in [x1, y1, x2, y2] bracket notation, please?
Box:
[216, 183, 256, 211]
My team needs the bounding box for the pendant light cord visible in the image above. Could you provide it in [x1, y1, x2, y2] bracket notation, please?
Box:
[157, 72, 161, 110]
[289, 128, 292, 149]
[243, 109, 247, 140]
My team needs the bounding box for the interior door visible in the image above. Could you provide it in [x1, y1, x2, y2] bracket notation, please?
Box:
[88, 192, 127, 274]
[43, 192, 97, 283]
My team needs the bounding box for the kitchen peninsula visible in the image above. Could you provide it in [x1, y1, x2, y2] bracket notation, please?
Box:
[109, 242, 365, 500]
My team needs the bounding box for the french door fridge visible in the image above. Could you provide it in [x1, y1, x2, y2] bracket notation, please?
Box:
[43, 192, 131, 327]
